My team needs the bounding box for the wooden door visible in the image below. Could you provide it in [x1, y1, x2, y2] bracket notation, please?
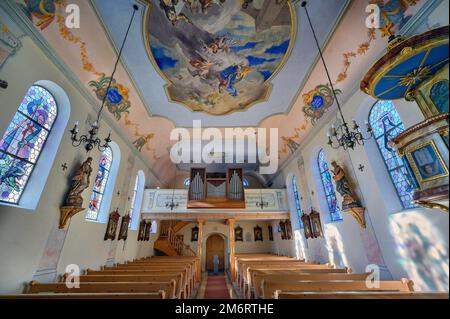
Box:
[206, 234, 225, 271]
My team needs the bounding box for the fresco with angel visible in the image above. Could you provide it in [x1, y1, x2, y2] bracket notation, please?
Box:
[146, 0, 294, 115]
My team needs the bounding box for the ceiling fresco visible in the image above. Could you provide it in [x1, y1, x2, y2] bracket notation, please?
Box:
[145, 1, 294, 115]
[11, 0, 431, 184]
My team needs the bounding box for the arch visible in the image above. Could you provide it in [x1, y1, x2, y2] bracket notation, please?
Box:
[317, 149, 342, 221]
[205, 233, 226, 272]
[0, 80, 70, 209]
[129, 170, 146, 230]
[368, 100, 415, 209]
[85, 141, 121, 223]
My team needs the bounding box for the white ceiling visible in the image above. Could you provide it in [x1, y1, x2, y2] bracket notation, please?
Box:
[91, 0, 349, 127]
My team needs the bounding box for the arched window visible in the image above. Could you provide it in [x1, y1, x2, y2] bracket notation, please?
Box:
[86, 147, 113, 221]
[292, 176, 304, 228]
[183, 178, 191, 187]
[243, 178, 249, 188]
[0, 85, 57, 204]
[369, 100, 415, 209]
[318, 149, 342, 221]
[129, 170, 145, 230]
[129, 175, 139, 227]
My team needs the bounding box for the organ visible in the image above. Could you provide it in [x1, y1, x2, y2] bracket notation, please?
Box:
[187, 168, 245, 209]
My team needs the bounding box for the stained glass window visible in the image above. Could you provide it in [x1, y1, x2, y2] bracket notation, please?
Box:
[318, 149, 342, 221]
[243, 178, 249, 188]
[0, 85, 57, 204]
[292, 176, 304, 228]
[86, 147, 113, 220]
[369, 100, 415, 209]
[184, 178, 191, 187]
[129, 174, 139, 227]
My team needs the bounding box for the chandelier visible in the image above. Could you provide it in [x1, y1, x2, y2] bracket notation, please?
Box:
[166, 163, 180, 210]
[70, 5, 139, 152]
[301, 1, 373, 150]
[256, 190, 269, 209]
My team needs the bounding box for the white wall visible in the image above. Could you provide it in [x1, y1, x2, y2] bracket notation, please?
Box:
[0, 26, 160, 293]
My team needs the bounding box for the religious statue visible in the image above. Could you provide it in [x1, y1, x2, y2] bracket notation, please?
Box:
[330, 161, 366, 229]
[65, 157, 93, 207]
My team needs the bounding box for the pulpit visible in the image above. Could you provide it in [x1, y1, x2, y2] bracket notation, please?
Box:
[361, 26, 449, 212]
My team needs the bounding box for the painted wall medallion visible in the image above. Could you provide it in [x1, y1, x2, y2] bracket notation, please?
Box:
[146, 0, 294, 115]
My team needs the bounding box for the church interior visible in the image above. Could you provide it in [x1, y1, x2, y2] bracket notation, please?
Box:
[0, 0, 449, 301]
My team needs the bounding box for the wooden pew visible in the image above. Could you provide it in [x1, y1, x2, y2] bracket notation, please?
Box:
[2, 291, 166, 299]
[85, 269, 192, 297]
[27, 280, 177, 299]
[251, 272, 371, 299]
[261, 279, 414, 299]
[65, 273, 185, 299]
[240, 262, 335, 294]
[102, 265, 193, 295]
[275, 291, 449, 299]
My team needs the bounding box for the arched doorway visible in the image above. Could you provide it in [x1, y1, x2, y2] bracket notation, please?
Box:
[206, 234, 225, 272]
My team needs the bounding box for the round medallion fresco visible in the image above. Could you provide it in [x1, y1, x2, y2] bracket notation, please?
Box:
[145, 0, 294, 115]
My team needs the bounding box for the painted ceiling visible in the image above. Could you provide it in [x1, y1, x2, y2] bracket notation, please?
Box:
[14, 0, 428, 184]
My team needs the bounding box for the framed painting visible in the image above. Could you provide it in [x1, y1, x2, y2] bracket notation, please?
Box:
[118, 214, 131, 241]
[310, 210, 323, 238]
[406, 141, 449, 183]
[104, 209, 120, 241]
[235, 226, 243, 242]
[137, 220, 146, 241]
[191, 226, 199, 242]
[279, 221, 286, 240]
[285, 220, 293, 240]
[254, 225, 263, 242]
[301, 214, 313, 239]
[268, 225, 274, 241]
[143, 222, 152, 241]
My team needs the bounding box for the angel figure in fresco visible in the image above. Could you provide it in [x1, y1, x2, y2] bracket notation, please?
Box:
[22, 0, 64, 30]
[330, 161, 361, 211]
[132, 133, 154, 152]
[189, 57, 216, 80]
[199, 0, 226, 14]
[159, 0, 192, 26]
[65, 157, 93, 207]
[281, 136, 300, 154]
[218, 63, 252, 97]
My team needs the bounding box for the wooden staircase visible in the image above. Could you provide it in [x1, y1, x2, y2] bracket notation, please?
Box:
[154, 221, 196, 257]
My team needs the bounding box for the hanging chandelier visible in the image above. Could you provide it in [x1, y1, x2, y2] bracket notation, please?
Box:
[256, 189, 269, 209]
[70, 5, 139, 152]
[166, 155, 180, 210]
[301, 1, 373, 150]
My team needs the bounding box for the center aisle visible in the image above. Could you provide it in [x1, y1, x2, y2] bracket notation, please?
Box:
[197, 274, 234, 299]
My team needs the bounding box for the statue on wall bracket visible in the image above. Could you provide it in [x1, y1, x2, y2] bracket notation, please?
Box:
[59, 157, 93, 229]
[330, 161, 366, 229]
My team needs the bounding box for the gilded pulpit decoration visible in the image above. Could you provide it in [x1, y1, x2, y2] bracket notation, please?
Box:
[330, 161, 366, 228]
[118, 214, 131, 241]
[104, 209, 120, 240]
[59, 157, 93, 229]
[254, 225, 263, 242]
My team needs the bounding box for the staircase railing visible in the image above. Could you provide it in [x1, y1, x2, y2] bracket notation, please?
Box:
[167, 227, 196, 257]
